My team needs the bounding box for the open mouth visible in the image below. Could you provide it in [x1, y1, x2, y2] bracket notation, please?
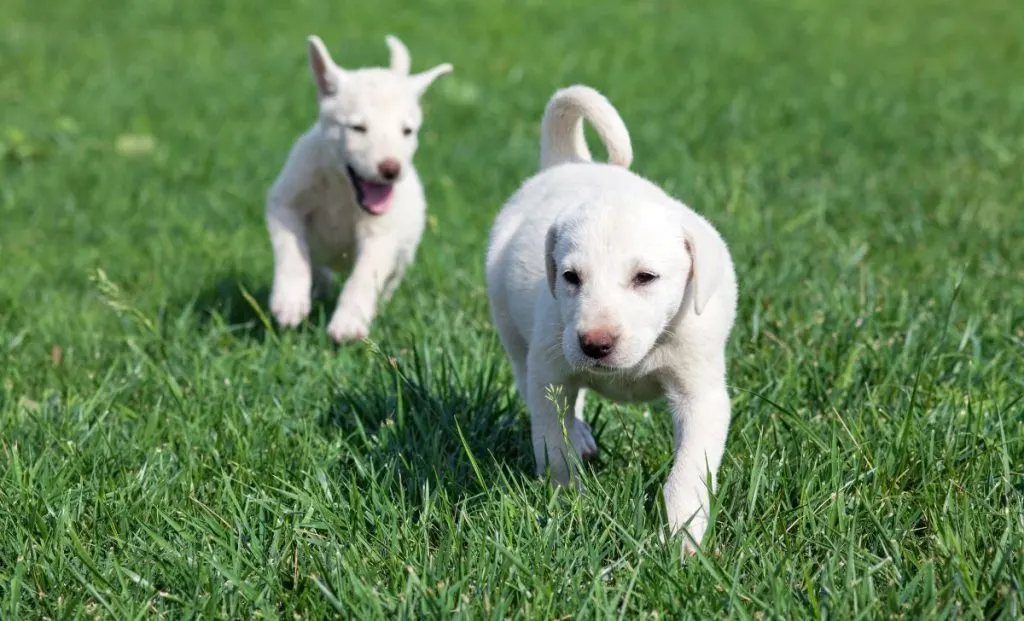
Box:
[345, 166, 395, 215]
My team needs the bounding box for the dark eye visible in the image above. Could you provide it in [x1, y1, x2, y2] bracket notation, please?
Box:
[402, 126, 413, 136]
[563, 270, 581, 286]
[348, 124, 367, 133]
[632, 271, 658, 286]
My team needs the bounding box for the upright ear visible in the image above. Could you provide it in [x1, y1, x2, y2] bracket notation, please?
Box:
[307, 35, 344, 98]
[682, 213, 724, 315]
[409, 63, 453, 97]
[385, 35, 411, 75]
[545, 224, 560, 298]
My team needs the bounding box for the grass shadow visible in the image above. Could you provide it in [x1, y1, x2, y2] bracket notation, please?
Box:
[317, 341, 627, 510]
[185, 274, 334, 340]
[318, 343, 537, 503]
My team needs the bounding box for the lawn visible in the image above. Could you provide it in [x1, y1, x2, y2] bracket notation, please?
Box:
[1, 0, 1022, 617]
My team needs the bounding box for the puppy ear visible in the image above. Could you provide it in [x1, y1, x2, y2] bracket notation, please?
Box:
[307, 35, 345, 98]
[682, 213, 724, 315]
[545, 224, 559, 298]
[385, 35, 411, 75]
[409, 63, 453, 97]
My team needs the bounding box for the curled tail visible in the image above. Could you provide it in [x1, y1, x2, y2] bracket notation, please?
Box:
[539, 85, 633, 171]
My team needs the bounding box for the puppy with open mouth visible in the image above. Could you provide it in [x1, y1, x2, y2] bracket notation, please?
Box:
[266, 34, 451, 342]
[485, 86, 738, 554]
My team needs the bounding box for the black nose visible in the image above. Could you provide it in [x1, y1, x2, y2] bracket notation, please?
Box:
[578, 328, 617, 359]
[378, 158, 401, 180]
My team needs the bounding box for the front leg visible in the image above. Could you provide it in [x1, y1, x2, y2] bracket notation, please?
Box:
[267, 203, 313, 328]
[525, 346, 580, 486]
[327, 238, 401, 343]
[663, 379, 731, 555]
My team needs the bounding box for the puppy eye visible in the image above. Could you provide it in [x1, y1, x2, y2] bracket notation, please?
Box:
[402, 126, 413, 136]
[348, 124, 368, 133]
[562, 270, 581, 286]
[632, 272, 659, 286]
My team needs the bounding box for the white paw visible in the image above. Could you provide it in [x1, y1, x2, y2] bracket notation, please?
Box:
[270, 286, 311, 328]
[570, 418, 599, 461]
[677, 514, 708, 557]
[665, 491, 710, 557]
[327, 311, 370, 343]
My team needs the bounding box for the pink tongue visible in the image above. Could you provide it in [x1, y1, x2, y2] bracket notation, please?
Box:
[357, 179, 394, 214]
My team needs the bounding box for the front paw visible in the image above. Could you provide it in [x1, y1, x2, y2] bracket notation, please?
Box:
[327, 311, 370, 343]
[675, 513, 708, 557]
[270, 286, 311, 328]
[665, 486, 710, 556]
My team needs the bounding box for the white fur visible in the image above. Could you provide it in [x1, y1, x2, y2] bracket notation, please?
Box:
[485, 86, 738, 555]
[266, 34, 452, 342]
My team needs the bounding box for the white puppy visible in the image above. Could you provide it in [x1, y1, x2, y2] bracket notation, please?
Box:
[486, 86, 738, 553]
[266, 35, 452, 342]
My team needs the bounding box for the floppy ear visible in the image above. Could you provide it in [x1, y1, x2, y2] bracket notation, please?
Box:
[682, 213, 724, 315]
[409, 63, 453, 97]
[307, 35, 344, 98]
[545, 224, 559, 298]
[385, 35, 411, 75]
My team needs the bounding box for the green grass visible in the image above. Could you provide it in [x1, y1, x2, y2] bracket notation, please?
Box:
[1, 0, 1022, 617]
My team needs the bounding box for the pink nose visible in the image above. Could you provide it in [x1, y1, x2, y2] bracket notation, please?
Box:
[378, 159, 401, 180]
[578, 328, 617, 359]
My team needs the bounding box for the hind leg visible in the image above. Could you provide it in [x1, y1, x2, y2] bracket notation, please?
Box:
[570, 388, 598, 460]
[377, 251, 411, 306]
[311, 264, 333, 299]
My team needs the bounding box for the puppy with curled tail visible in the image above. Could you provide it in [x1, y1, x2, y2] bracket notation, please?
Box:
[486, 85, 737, 557]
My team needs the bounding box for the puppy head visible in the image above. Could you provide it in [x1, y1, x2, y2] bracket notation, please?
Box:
[545, 200, 723, 372]
[306, 35, 452, 215]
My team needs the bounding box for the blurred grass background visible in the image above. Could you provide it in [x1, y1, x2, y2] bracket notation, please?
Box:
[1, 0, 1021, 617]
